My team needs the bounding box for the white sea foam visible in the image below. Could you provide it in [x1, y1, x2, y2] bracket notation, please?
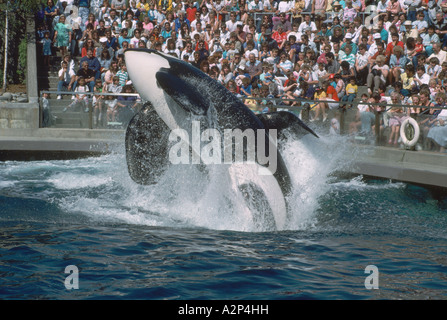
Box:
[328, 175, 406, 190]
[279, 132, 357, 230]
[49, 173, 113, 190]
[52, 128, 364, 232]
[21, 124, 388, 232]
[0, 181, 15, 189]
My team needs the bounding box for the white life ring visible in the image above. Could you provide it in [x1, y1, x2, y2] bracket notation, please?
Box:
[400, 117, 420, 148]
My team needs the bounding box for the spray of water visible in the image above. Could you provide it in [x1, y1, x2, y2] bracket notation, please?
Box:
[0, 124, 362, 232]
[39, 126, 357, 232]
[280, 131, 357, 230]
[3, 132, 446, 238]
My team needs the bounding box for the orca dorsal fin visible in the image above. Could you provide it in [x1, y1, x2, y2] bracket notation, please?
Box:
[257, 111, 319, 139]
[156, 68, 209, 116]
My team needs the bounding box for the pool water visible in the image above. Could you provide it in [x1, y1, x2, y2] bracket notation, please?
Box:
[1, 134, 447, 300]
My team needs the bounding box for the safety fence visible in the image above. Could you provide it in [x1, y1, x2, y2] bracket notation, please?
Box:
[40, 91, 142, 130]
[245, 95, 447, 153]
[39, 90, 447, 154]
[250, 7, 373, 26]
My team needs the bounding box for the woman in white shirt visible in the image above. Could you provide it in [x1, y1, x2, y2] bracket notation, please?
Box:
[377, 0, 390, 13]
[277, 0, 294, 13]
[367, 55, 389, 94]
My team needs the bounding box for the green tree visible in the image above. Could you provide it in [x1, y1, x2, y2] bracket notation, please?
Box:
[0, 0, 42, 90]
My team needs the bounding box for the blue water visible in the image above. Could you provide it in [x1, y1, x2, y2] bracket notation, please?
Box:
[1, 135, 447, 300]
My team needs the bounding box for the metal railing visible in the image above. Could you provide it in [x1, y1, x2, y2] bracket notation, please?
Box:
[251, 9, 370, 27]
[217, 7, 370, 30]
[241, 95, 447, 153]
[40, 91, 142, 130]
[39, 90, 447, 154]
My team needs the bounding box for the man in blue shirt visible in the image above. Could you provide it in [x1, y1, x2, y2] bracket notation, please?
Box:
[196, 40, 209, 64]
[118, 28, 132, 48]
[174, 10, 190, 33]
[105, 29, 119, 52]
[80, 48, 101, 81]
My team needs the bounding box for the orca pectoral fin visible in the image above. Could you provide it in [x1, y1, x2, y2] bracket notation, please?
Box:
[156, 68, 209, 116]
[257, 111, 319, 139]
[125, 103, 172, 185]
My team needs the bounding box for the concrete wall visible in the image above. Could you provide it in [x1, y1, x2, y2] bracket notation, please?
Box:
[0, 128, 124, 161]
[0, 127, 124, 139]
[0, 102, 39, 129]
[352, 146, 447, 188]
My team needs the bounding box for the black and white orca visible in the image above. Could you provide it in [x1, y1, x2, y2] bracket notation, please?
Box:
[124, 49, 318, 231]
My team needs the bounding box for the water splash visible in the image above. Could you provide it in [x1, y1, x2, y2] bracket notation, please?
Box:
[0, 131, 370, 232]
[52, 129, 356, 231]
[281, 132, 358, 230]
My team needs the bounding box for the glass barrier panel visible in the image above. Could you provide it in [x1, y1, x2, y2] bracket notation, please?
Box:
[39, 91, 447, 154]
[40, 92, 142, 129]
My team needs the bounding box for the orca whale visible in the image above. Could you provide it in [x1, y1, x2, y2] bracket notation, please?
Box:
[124, 49, 318, 230]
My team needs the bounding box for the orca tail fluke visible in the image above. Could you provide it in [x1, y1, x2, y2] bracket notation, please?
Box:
[256, 111, 319, 139]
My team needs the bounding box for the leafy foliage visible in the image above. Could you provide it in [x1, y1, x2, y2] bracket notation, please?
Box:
[0, 0, 41, 87]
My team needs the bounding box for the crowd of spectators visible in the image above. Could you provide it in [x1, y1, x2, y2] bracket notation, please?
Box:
[35, 0, 447, 151]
